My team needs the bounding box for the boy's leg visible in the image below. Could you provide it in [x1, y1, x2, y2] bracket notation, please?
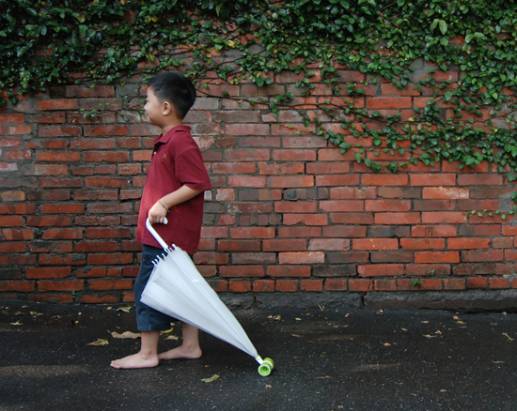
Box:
[158, 323, 202, 360]
[110, 331, 160, 369]
[111, 245, 173, 369]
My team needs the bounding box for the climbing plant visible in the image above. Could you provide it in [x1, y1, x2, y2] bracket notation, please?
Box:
[1, 0, 516, 211]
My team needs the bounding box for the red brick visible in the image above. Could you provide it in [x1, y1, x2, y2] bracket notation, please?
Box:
[0, 216, 24, 227]
[220, 265, 265, 277]
[420, 279, 443, 290]
[462, 250, 503, 262]
[411, 225, 457, 237]
[422, 212, 466, 224]
[283, 214, 328, 225]
[448, 238, 490, 249]
[80, 294, 119, 303]
[316, 175, 360, 186]
[400, 238, 445, 249]
[228, 280, 252, 292]
[423, 187, 469, 199]
[366, 97, 412, 109]
[88, 279, 133, 290]
[33, 164, 68, 175]
[84, 151, 130, 162]
[410, 174, 456, 186]
[324, 278, 348, 291]
[37, 99, 78, 110]
[263, 239, 307, 251]
[228, 175, 266, 187]
[274, 201, 317, 213]
[466, 276, 488, 289]
[83, 125, 129, 136]
[269, 176, 314, 188]
[353, 239, 398, 250]
[230, 227, 275, 239]
[38, 280, 84, 291]
[42, 228, 83, 240]
[1, 228, 34, 240]
[309, 239, 350, 251]
[279, 252, 324, 264]
[301, 279, 323, 291]
[267, 266, 311, 277]
[275, 279, 298, 292]
[320, 200, 364, 212]
[362, 174, 409, 185]
[36, 151, 81, 162]
[365, 200, 411, 212]
[348, 279, 373, 292]
[26, 267, 71, 279]
[87, 253, 134, 265]
[488, 278, 510, 289]
[0, 280, 35, 292]
[405, 264, 450, 276]
[218, 240, 261, 251]
[40, 204, 84, 214]
[443, 278, 466, 290]
[358, 264, 405, 276]
[38, 125, 81, 137]
[269, 150, 316, 162]
[415, 251, 460, 263]
[253, 279, 275, 292]
[457, 174, 503, 186]
[374, 279, 398, 291]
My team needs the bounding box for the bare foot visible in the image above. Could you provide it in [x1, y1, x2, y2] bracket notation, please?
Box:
[158, 345, 202, 361]
[110, 352, 159, 369]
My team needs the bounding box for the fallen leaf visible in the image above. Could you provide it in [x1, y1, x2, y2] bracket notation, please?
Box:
[502, 332, 514, 342]
[401, 327, 408, 332]
[267, 315, 282, 321]
[165, 335, 179, 341]
[423, 334, 437, 339]
[29, 311, 43, 317]
[111, 331, 140, 339]
[201, 374, 220, 383]
[88, 338, 109, 346]
[116, 306, 132, 313]
[434, 330, 443, 335]
[295, 317, 302, 321]
[160, 327, 175, 335]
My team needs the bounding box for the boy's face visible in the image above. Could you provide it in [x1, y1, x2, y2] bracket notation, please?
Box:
[144, 87, 171, 127]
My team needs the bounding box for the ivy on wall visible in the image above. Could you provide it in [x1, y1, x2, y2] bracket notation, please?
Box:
[1, 0, 516, 211]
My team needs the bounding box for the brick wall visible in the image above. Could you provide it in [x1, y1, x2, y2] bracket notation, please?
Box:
[0, 66, 516, 304]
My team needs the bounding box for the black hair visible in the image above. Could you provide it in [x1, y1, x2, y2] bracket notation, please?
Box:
[148, 72, 196, 119]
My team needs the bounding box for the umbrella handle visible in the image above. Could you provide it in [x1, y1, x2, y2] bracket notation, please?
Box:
[145, 217, 170, 251]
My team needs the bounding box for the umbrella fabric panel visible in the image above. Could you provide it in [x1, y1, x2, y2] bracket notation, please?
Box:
[141, 246, 258, 359]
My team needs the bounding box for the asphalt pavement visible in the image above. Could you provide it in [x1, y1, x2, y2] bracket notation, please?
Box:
[1, 301, 517, 411]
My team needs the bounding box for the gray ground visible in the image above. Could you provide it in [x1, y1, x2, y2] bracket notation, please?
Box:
[1, 302, 516, 411]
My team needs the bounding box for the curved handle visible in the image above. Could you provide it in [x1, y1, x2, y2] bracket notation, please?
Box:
[145, 217, 169, 251]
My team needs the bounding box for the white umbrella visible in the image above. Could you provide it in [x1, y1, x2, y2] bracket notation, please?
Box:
[141, 218, 274, 376]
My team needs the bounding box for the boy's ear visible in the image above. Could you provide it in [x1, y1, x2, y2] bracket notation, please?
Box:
[161, 100, 173, 115]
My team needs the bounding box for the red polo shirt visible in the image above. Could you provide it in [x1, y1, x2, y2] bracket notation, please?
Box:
[136, 125, 211, 253]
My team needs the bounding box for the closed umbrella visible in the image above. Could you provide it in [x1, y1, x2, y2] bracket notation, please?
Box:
[141, 218, 274, 376]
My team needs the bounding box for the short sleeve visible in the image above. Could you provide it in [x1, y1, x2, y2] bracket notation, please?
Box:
[174, 148, 212, 191]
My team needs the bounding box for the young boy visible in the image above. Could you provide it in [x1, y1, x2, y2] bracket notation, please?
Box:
[111, 72, 211, 369]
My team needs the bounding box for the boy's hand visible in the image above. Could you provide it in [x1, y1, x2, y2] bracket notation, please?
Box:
[148, 200, 168, 224]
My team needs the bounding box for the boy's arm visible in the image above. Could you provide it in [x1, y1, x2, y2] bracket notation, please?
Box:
[148, 185, 202, 224]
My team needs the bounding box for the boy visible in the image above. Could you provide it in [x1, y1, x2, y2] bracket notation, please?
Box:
[111, 72, 211, 369]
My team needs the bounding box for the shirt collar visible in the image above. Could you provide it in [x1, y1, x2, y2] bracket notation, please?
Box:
[154, 124, 191, 145]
